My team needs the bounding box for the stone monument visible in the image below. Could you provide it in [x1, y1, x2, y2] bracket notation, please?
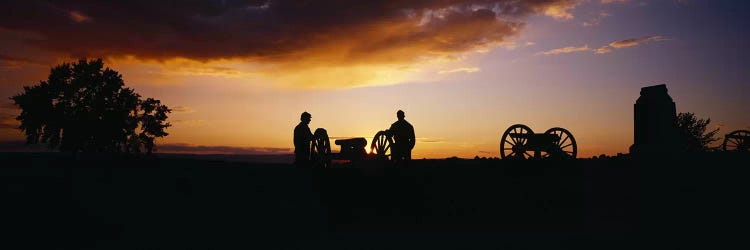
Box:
[629, 84, 681, 155]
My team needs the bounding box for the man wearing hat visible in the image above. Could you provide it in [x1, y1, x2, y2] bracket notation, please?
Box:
[389, 110, 415, 163]
[294, 112, 313, 167]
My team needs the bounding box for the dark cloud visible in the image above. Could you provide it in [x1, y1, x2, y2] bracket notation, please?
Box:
[0, 0, 574, 65]
[158, 143, 291, 154]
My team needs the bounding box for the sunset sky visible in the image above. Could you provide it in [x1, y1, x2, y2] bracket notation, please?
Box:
[1, 0, 748, 158]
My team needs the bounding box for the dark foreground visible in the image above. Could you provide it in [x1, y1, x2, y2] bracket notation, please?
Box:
[2, 152, 748, 249]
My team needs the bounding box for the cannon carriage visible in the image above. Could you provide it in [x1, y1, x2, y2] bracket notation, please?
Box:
[722, 130, 750, 152]
[309, 128, 394, 167]
[500, 124, 577, 160]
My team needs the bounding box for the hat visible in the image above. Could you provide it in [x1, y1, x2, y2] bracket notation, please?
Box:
[301, 111, 312, 119]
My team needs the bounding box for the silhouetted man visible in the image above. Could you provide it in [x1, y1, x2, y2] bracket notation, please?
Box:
[389, 110, 415, 163]
[294, 112, 313, 167]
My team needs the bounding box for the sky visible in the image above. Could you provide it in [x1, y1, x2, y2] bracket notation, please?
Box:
[0, 0, 748, 158]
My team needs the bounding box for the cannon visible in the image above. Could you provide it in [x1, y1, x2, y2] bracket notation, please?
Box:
[334, 137, 367, 160]
[309, 128, 394, 167]
[722, 130, 749, 152]
[500, 124, 577, 159]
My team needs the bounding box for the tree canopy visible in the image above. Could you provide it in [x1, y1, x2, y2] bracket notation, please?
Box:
[676, 112, 720, 152]
[10, 58, 170, 154]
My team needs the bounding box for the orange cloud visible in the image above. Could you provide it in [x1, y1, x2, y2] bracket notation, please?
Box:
[541, 1, 578, 20]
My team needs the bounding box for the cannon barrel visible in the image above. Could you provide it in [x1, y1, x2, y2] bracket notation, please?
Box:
[334, 137, 368, 161]
[334, 138, 367, 147]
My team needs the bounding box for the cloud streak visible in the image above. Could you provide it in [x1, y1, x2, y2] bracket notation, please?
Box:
[596, 36, 668, 54]
[171, 106, 195, 113]
[438, 67, 480, 74]
[0, 100, 19, 110]
[537, 45, 591, 55]
[0, 53, 46, 69]
[539, 35, 668, 56]
[171, 120, 206, 128]
[0, 54, 41, 64]
[0, 114, 18, 129]
[600, 0, 628, 4]
[608, 36, 669, 48]
[417, 137, 444, 143]
[157, 143, 291, 155]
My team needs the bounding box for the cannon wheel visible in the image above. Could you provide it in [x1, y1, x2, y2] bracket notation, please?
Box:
[370, 130, 393, 160]
[311, 128, 332, 168]
[543, 127, 577, 159]
[501, 124, 534, 159]
[723, 130, 750, 152]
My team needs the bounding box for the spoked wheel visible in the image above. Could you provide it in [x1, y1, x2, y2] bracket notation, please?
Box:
[543, 127, 577, 159]
[311, 128, 332, 168]
[500, 124, 534, 159]
[723, 130, 750, 152]
[370, 130, 393, 160]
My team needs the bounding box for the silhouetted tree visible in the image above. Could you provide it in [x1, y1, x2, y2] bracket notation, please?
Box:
[676, 112, 720, 152]
[136, 98, 171, 154]
[10, 58, 170, 154]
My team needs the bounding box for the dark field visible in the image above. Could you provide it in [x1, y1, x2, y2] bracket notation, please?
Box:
[2, 152, 748, 249]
